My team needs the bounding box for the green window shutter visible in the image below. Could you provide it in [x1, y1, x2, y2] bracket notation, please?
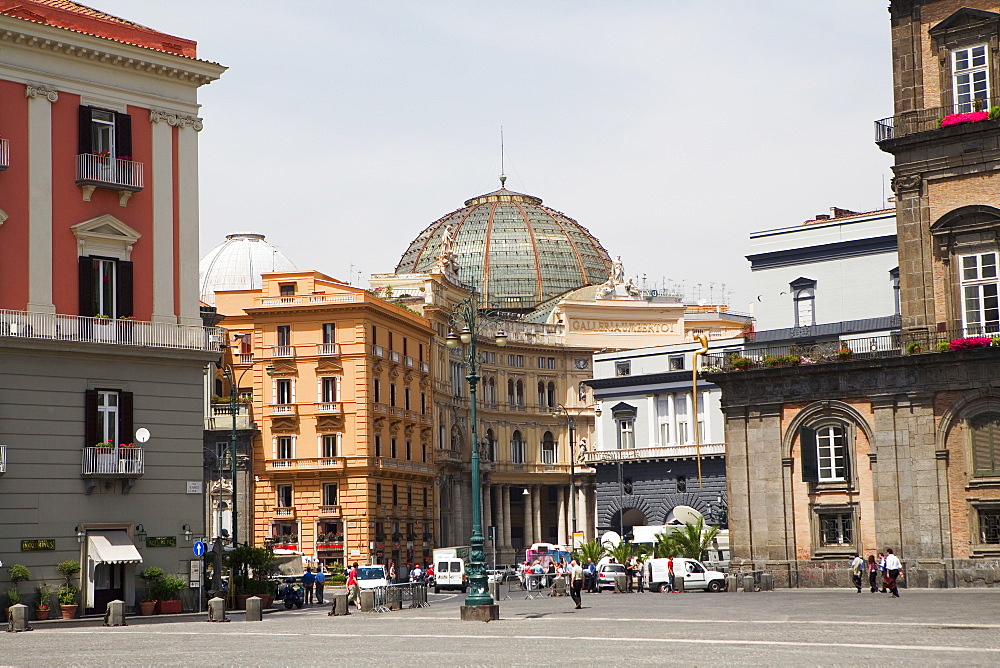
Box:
[972, 414, 1000, 477]
[801, 426, 819, 482]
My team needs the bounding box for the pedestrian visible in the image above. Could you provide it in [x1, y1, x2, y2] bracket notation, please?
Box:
[569, 559, 584, 609]
[314, 566, 326, 604]
[878, 552, 888, 593]
[884, 548, 902, 598]
[585, 558, 598, 593]
[636, 559, 645, 593]
[867, 554, 878, 593]
[666, 556, 676, 593]
[346, 562, 361, 610]
[302, 566, 316, 604]
[850, 554, 864, 593]
[411, 563, 423, 582]
[624, 560, 634, 592]
[389, 562, 397, 584]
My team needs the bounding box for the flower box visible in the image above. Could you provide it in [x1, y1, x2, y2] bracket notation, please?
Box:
[948, 336, 993, 351]
[941, 110, 990, 127]
[317, 543, 344, 550]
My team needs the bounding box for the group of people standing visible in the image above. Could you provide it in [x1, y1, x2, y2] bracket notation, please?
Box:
[849, 549, 903, 598]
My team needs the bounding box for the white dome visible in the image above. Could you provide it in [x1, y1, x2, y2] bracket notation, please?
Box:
[199, 232, 297, 305]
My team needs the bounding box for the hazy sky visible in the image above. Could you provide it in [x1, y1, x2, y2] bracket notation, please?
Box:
[95, 0, 894, 311]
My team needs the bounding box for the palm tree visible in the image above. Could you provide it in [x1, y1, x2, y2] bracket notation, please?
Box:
[669, 518, 720, 561]
[573, 540, 607, 565]
[606, 539, 638, 566]
[652, 529, 681, 558]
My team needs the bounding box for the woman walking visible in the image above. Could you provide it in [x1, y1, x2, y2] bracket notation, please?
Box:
[867, 555, 879, 593]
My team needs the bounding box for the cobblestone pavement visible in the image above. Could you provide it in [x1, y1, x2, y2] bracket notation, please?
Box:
[5, 588, 1000, 666]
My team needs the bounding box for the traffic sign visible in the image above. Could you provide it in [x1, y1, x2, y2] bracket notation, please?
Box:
[193, 541, 206, 557]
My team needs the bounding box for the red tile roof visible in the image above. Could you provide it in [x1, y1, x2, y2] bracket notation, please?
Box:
[0, 0, 198, 58]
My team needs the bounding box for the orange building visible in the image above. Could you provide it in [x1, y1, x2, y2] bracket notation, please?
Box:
[214, 271, 434, 567]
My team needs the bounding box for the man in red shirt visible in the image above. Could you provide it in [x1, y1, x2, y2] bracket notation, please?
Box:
[346, 562, 361, 610]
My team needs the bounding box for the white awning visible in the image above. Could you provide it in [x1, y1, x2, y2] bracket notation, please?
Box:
[87, 531, 143, 565]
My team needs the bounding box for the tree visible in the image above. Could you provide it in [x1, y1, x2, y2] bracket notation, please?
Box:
[666, 518, 720, 561]
[573, 540, 607, 565]
[605, 539, 640, 566]
[652, 530, 681, 558]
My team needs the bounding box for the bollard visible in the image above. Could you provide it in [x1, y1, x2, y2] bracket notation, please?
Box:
[488, 580, 501, 601]
[6, 604, 31, 633]
[245, 596, 262, 622]
[329, 593, 349, 616]
[675, 577, 685, 593]
[726, 576, 739, 593]
[104, 600, 126, 627]
[759, 573, 774, 591]
[552, 576, 567, 597]
[360, 589, 375, 612]
[207, 596, 229, 622]
[742, 575, 756, 592]
[614, 574, 626, 593]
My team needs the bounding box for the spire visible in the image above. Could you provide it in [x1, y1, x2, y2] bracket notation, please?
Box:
[499, 125, 506, 189]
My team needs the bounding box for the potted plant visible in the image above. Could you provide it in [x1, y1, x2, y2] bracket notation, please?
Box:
[138, 567, 164, 615]
[56, 560, 81, 619]
[905, 341, 922, 355]
[836, 344, 853, 361]
[7, 564, 30, 621]
[937, 341, 951, 352]
[34, 584, 52, 621]
[152, 575, 187, 614]
[949, 336, 992, 351]
[731, 355, 753, 370]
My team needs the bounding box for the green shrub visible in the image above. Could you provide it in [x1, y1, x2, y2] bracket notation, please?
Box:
[35, 584, 52, 611]
[6, 588, 22, 606]
[151, 576, 187, 601]
[990, 106, 1000, 121]
[7, 564, 30, 586]
[57, 586, 78, 606]
[937, 341, 951, 352]
[56, 561, 81, 587]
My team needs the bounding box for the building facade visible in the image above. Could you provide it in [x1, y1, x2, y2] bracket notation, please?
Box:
[710, 0, 1000, 588]
[0, 1, 224, 613]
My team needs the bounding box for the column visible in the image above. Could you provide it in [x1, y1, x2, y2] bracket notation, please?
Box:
[452, 479, 463, 545]
[25, 85, 57, 314]
[533, 485, 543, 544]
[148, 110, 175, 323]
[647, 394, 658, 446]
[523, 486, 533, 547]
[557, 486, 567, 546]
[501, 485, 512, 550]
[176, 121, 202, 325]
[483, 481, 493, 545]
[578, 485, 590, 542]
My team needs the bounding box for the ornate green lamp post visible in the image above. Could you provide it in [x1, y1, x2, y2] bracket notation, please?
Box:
[445, 292, 507, 620]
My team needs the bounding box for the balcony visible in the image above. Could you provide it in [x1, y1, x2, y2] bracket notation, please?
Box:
[435, 448, 462, 465]
[272, 506, 296, 518]
[205, 403, 253, 430]
[420, 362, 429, 373]
[75, 153, 143, 206]
[404, 356, 414, 367]
[268, 403, 297, 417]
[372, 345, 384, 358]
[257, 294, 362, 307]
[0, 444, 6, 475]
[0, 310, 222, 352]
[0, 138, 8, 171]
[875, 99, 998, 143]
[318, 505, 341, 517]
[583, 444, 725, 465]
[317, 343, 340, 356]
[238, 352, 254, 364]
[263, 457, 345, 472]
[271, 345, 294, 358]
[315, 402, 342, 415]
[264, 536, 298, 549]
[82, 446, 144, 493]
[389, 351, 401, 363]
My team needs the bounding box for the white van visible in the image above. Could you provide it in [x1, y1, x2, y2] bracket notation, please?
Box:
[645, 558, 727, 593]
[356, 564, 388, 590]
[434, 557, 467, 593]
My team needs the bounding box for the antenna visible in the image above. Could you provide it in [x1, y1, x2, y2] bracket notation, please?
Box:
[500, 126, 506, 187]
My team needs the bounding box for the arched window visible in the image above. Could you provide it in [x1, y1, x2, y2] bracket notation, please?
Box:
[516, 380, 524, 407]
[800, 423, 848, 482]
[507, 379, 515, 406]
[537, 381, 546, 407]
[541, 431, 556, 464]
[485, 377, 496, 405]
[790, 277, 816, 327]
[510, 430, 525, 464]
[971, 411, 1000, 478]
[546, 382, 556, 408]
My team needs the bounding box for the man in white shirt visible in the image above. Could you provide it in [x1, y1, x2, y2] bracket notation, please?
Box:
[850, 554, 864, 593]
[884, 548, 902, 598]
[569, 559, 585, 609]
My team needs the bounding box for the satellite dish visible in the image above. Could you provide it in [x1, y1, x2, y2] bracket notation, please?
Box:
[135, 428, 150, 443]
[600, 531, 621, 548]
[665, 505, 703, 525]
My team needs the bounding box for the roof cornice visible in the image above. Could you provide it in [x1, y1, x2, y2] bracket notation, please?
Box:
[0, 16, 226, 86]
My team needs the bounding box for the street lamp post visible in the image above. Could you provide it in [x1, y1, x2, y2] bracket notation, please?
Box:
[445, 292, 507, 621]
[221, 333, 251, 548]
[553, 404, 591, 544]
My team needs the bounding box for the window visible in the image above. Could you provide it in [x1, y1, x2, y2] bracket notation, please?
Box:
[407, 485, 413, 506]
[423, 488, 428, 508]
[322, 323, 336, 344]
[507, 354, 523, 367]
[546, 382, 556, 408]
[405, 439, 411, 460]
[890, 268, 900, 316]
[541, 431, 556, 464]
[979, 508, 1000, 544]
[791, 278, 816, 327]
[618, 419, 635, 450]
[669, 355, 685, 371]
[276, 379, 292, 405]
[321, 377, 338, 403]
[376, 483, 383, 505]
[321, 434, 340, 458]
[78, 256, 132, 318]
[537, 381, 546, 407]
[85, 388, 132, 448]
[450, 361, 464, 397]
[277, 484, 293, 508]
[277, 325, 291, 347]
[78, 106, 132, 160]
[323, 483, 338, 506]
[615, 361, 631, 377]
[677, 475, 686, 493]
[404, 387, 411, 410]
[277, 436, 294, 460]
[390, 437, 397, 459]
[392, 484, 399, 506]
[971, 412, 1000, 478]
[515, 380, 524, 406]
[373, 378, 381, 403]
[507, 379, 515, 406]
[510, 431, 526, 464]
[953, 45, 990, 113]
[279, 283, 295, 296]
[422, 441, 427, 462]
[960, 252, 999, 335]
[800, 424, 849, 483]
[819, 512, 853, 546]
[389, 382, 397, 407]
[547, 357, 556, 370]
[537, 357, 546, 369]
[375, 435, 382, 457]
[420, 391, 426, 414]
[388, 332, 393, 351]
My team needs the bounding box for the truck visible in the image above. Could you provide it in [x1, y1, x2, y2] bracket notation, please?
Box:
[432, 546, 469, 593]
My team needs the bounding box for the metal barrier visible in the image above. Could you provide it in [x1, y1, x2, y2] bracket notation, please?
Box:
[368, 583, 429, 612]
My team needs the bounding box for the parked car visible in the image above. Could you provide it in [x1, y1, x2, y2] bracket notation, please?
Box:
[644, 558, 727, 593]
[597, 563, 626, 590]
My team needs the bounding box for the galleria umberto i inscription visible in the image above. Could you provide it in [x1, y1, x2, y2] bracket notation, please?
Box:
[570, 320, 675, 333]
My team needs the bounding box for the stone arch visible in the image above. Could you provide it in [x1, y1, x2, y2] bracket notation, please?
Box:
[603, 494, 653, 529]
[936, 389, 1000, 450]
[929, 204, 1000, 237]
[654, 493, 714, 523]
[781, 400, 875, 459]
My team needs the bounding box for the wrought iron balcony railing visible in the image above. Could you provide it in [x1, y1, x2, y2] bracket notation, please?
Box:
[75, 154, 143, 204]
[82, 446, 145, 477]
[875, 98, 997, 142]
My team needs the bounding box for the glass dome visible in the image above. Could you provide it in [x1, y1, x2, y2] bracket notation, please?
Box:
[395, 184, 612, 310]
[199, 232, 297, 305]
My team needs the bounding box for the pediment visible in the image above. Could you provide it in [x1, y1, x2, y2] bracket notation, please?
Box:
[930, 205, 1000, 236]
[71, 214, 141, 260]
[789, 276, 817, 289]
[929, 8, 1000, 36]
[610, 402, 636, 417]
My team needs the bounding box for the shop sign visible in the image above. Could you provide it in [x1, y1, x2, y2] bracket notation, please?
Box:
[145, 536, 177, 548]
[21, 539, 56, 551]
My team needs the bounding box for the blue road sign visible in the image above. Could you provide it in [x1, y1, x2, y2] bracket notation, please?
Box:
[193, 541, 206, 557]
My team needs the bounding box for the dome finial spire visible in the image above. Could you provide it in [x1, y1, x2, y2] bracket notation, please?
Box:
[499, 125, 506, 189]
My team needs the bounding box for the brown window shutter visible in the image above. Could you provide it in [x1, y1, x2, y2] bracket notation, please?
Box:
[78, 106, 92, 155]
[119, 391, 134, 446]
[84, 389, 98, 447]
[114, 112, 133, 158]
[972, 414, 1000, 477]
[116, 260, 133, 318]
[79, 257, 95, 317]
[800, 426, 819, 482]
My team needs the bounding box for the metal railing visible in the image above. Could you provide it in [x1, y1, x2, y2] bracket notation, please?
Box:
[0, 310, 222, 351]
[706, 327, 999, 371]
[583, 444, 726, 464]
[369, 583, 429, 612]
[372, 345, 384, 357]
[0, 138, 8, 171]
[75, 154, 143, 190]
[875, 98, 997, 142]
[81, 446, 145, 477]
[389, 351, 401, 363]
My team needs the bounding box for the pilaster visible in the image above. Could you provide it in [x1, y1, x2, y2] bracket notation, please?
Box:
[25, 84, 57, 314]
